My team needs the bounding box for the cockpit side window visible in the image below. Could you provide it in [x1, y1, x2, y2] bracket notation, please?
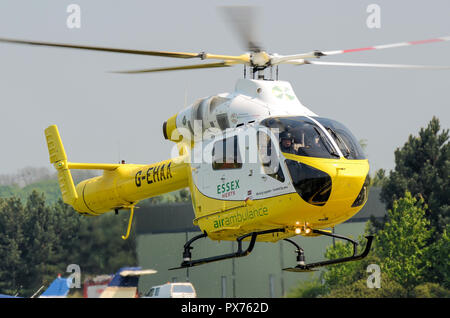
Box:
[285, 159, 332, 206]
[257, 131, 285, 182]
[315, 117, 367, 160]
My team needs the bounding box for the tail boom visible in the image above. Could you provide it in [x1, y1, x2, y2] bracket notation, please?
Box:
[72, 157, 189, 214]
[45, 125, 190, 215]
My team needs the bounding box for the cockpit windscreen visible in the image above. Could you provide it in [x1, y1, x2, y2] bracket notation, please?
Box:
[260, 116, 339, 159]
[260, 116, 366, 160]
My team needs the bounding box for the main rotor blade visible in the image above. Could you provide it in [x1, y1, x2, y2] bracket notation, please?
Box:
[0, 37, 251, 65]
[111, 61, 235, 74]
[272, 36, 450, 65]
[298, 60, 450, 70]
[0, 37, 202, 59]
[322, 36, 450, 56]
[220, 6, 263, 52]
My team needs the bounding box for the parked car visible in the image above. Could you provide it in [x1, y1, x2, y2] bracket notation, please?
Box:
[144, 282, 196, 298]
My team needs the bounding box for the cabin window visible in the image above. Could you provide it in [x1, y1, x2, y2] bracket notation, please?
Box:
[257, 131, 285, 182]
[212, 135, 243, 170]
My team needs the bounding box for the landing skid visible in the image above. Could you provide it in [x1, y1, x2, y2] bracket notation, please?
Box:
[283, 267, 318, 273]
[169, 228, 373, 271]
[282, 229, 374, 272]
[169, 228, 285, 270]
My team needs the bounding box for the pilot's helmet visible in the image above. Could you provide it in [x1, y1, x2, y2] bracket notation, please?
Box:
[280, 131, 294, 142]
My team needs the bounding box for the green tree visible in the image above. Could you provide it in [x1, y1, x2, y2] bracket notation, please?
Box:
[320, 232, 381, 292]
[20, 191, 60, 293]
[0, 191, 138, 296]
[324, 273, 408, 298]
[0, 197, 26, 295]
[0, 192, 68, 296]
[0, 179, 61, 204]
[376, 192, 431, 295]
[74, 211, 137, 275]
[321, 239, 361, 289]
[286, 276, 327, 298]
[425, 224, 450, 287]
[46, 199, 83, 271]
[370, 168, 388, 187]
[380, 116, 449, 236]
[411, 282, 450, 298]
[292, 192, 449, 298]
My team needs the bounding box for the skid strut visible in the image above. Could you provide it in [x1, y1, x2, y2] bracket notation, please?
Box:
[283, 229, 374, 272]
[283, 238, 311, 271]
[169, 228, 285, 270]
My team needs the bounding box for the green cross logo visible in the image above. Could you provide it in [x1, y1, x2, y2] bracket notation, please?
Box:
[272, 86, 295, 101]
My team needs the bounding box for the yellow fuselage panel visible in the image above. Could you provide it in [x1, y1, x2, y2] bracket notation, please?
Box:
[191, 155, 369, 242]
[284, 153, 370, 212]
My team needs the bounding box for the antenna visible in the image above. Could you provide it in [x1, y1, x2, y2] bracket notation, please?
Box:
[117, 124, 121, 163]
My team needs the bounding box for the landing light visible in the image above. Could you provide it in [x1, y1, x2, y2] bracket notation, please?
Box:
[295, 228, 302, 235]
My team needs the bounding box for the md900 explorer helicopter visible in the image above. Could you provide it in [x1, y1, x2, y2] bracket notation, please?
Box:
[2, 8, 449, 272]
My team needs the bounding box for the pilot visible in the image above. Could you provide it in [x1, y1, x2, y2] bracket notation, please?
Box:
[279, 131, 296, 154]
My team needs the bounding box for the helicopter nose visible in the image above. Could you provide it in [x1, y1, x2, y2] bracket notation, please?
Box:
[283, 155, 369, 211]
[332, 162, 369, 202]
[325, 159, 370, 220]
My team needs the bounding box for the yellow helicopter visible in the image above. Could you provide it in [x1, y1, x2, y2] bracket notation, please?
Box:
[2, 8, 449, 272]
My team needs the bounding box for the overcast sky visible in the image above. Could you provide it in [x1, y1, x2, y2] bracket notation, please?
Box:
[0, 0, 449, 175]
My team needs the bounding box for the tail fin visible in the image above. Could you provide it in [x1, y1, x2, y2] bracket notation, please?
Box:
[44, 125, 78, 205]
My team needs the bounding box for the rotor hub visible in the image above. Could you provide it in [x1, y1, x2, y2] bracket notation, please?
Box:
[250, 51, 271, 67]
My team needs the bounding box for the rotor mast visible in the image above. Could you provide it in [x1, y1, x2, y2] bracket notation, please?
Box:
[242, 50, 273, 80]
